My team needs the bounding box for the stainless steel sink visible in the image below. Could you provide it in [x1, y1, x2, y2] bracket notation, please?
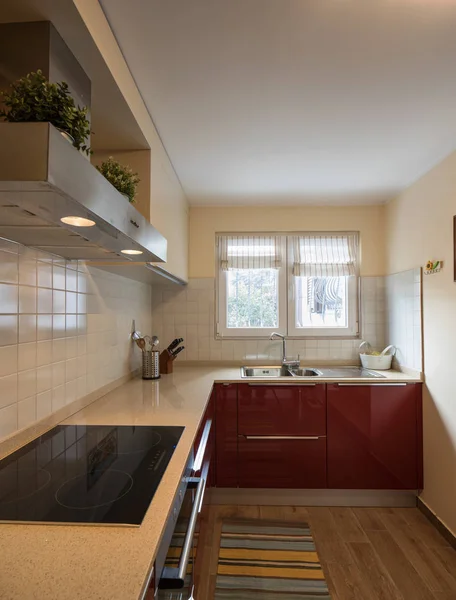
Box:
[289, 368, 322, 377]
[241, 366, 293, 377]
[240, 365, 385, 379]
[241, 366, 322, 378]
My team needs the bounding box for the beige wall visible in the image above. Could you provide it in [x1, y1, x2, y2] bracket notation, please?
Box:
[385, 150, 456, 535]
[189, 205, 386, 278]
[75, 0, 189, 281]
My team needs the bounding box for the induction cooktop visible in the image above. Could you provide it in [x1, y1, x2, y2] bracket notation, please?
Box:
[0, 424, 184, 526]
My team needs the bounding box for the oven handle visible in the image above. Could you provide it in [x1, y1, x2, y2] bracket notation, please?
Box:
[193, 419, 212, 473]
[159, 474, 206, 589]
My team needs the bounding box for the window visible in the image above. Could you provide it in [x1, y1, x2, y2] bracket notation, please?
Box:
[216, 232, 359, 338]
[288, 234, 359, 337]
[217, 235, 287, 337]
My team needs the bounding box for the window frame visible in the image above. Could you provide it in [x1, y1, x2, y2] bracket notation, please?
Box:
[216, 235, 287, 338]
[215, 231, 360, 340]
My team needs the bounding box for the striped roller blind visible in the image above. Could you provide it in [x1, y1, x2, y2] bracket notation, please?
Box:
[218, 234, 282, 271]
[292, 233, 359, 277]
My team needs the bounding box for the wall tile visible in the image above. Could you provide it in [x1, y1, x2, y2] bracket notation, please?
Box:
[18, 342, 37, 372]
[37, 261, 53, 288]
[37, 288, 53, 314]
[0, 403, 17, 438]
[0, 244, 150, 443]
[0, 283, 18, 313]
[18, 369, 36, 401]
[53, 266, 66, 290]
[18, 285, 36, 314]
[36, 390, 52, 420]
[0, 345, 18, 377]
[18, 395, 36, 429]
[386, 268, 422, 371]
[151, 275, 421, 368]
[18, 315, 37, 343]
[37, 340, 53, 367]
[36, 365, 52, 394]
[0, 250, 18, 284]
[18, 250, 36, 286]
[0, 374, 17, 409]
[0, 315, 18, 346]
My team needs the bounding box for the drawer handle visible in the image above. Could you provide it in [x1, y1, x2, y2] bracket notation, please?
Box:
[247, 383, 316, 387]
[336, 383, 408, 387]
[240, 435, 320, 440]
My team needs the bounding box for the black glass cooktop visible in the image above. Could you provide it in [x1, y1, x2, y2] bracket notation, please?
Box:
[0, 425, 184, 526]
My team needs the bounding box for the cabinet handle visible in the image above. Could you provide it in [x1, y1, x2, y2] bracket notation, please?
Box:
[336, 383, 408, 387]
[240, 435, 320, 440]
[247, 383, 316, 387]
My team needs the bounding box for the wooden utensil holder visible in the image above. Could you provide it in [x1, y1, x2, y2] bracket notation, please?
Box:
[159, 349, 174, 374]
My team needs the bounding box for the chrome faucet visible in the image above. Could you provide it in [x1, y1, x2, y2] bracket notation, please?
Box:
[269, 332, 300, 368]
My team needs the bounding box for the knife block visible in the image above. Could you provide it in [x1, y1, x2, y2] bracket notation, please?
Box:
[159, 349, 174, 375]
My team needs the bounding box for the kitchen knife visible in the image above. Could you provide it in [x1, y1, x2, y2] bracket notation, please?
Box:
[167, 338, 183, 353]
[171, 346, 185, 359]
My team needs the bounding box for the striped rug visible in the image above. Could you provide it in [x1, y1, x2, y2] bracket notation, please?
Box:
[215, 519, 331, 599]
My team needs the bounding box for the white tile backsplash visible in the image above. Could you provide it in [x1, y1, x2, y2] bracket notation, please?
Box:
[386, 268, 422, 371]
[0, 238, 152, 442]
[152, 276, 399, 364]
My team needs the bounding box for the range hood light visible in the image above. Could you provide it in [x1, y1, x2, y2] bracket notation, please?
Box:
[121, 249, 143, 255]
[61, 216, 96, 227]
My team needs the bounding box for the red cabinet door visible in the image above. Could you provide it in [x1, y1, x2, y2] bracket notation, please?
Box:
[215, 383, 238, 487]
[327, 383, 422, 490]
[238, 383, 326, 435]
[238, 437, 327, 488]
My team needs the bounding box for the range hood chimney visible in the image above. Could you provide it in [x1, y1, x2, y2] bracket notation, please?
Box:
[0, 22, 167, 264]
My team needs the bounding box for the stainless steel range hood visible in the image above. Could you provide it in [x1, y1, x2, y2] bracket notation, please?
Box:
[0, 122, 167, 262]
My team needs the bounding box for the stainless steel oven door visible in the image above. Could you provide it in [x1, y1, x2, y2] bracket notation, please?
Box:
[156, 419, 212, 599]
[156, 472, 206, 599]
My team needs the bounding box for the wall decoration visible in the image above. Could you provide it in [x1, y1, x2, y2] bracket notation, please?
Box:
[425, 260, 442, 275]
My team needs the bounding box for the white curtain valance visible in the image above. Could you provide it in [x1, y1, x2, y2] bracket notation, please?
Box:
[292, 233, 359, 277]
[218, 235, 282, 271]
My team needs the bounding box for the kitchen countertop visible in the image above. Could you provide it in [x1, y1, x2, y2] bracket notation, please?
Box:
[0, 365, 422, 600]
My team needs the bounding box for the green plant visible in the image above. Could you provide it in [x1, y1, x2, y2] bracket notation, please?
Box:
[96, 157, 140, 203]
[0, 70, 91, 155]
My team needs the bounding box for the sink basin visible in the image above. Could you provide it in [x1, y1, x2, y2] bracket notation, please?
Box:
[241, 366, 293, 377]
[289, 368, 322, 377]
[241, 366, 322, 378]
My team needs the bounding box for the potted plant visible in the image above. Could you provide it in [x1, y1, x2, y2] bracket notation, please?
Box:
[96, 157, 140, 203]
[0, 70, 91, 155]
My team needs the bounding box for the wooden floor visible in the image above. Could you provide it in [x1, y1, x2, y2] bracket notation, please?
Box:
[195, 505, 456, 600]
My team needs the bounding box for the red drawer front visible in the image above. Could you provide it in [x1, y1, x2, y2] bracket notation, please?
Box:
[238, 384, 326, 436]
[238, 436, 327, 489]
[215, 384, 238, 487]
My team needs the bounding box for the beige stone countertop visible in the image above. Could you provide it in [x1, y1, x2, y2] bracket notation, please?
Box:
[0, 364, 421, 600]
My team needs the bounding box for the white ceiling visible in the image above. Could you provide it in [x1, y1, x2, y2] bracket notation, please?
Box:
[100, 0, 456, 206]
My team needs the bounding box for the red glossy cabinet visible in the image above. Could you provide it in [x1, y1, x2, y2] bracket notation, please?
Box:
[238, 383, 326, 435]
[238, 437, 327, 488]
[237, 383, 327, 488]
[214, 383, 238, 487]
[327, 383, 423, 490]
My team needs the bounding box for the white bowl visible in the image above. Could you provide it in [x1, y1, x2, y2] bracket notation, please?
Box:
[360, 353, 393, 370]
